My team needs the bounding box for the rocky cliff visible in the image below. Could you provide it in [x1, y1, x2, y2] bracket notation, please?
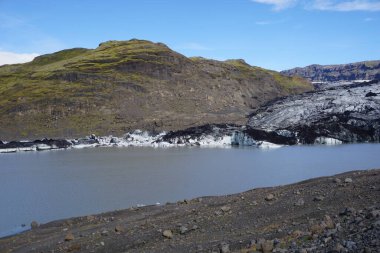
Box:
[281, 61, 380, 82]
[0, 39, 311, 140]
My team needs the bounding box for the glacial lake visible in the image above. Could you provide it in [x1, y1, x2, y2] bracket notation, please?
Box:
[1, 143, 380, 237]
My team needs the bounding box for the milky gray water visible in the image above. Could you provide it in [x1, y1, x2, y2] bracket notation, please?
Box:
[1, 143, 380, 237]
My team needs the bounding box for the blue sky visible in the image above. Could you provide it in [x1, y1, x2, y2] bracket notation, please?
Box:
[0, 0, 379, 70]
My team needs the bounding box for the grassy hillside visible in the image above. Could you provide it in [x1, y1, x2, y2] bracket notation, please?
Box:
[0, 39, 312, 140]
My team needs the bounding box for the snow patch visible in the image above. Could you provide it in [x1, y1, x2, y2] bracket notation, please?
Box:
[258, 141, 283, 149]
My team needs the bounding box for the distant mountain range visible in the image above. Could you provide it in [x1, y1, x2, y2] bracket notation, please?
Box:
[0, 39, 311, 140]
[281, 60, 380, 82]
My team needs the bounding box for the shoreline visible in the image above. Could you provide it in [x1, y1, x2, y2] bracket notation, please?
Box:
[0, 124, 350, 154]
[1, 169, 379, 252]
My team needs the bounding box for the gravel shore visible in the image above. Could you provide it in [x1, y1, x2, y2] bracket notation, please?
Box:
[1, 169, 379, 253]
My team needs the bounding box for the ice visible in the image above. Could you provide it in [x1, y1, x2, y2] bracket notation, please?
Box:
[314, 137, 343, 145]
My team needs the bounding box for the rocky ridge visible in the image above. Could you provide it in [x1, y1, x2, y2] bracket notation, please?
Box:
[281, 60, 380, 82]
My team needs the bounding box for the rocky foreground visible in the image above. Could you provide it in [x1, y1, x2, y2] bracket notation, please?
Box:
[1, 169, 379, 253]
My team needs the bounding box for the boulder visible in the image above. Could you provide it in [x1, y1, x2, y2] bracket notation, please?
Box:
[64, 232, 74, 241]
[162, 230, 173, 239]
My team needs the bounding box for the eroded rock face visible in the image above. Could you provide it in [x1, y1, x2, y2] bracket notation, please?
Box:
[282, 61, 380, 82]
[248, 81, 380, 144]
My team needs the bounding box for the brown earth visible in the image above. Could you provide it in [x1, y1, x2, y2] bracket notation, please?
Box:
[1, 169, 379, 253]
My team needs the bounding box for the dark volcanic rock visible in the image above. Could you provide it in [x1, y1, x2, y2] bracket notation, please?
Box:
[71, 136, 99, 145]
[0, 141, 35, 149]
[159, 124, 296, 146]
[366, 91, 378, 97]
[0, 139, 72, 151]
[248, 81, 380, 144]
[33, 139, 72, 148]
[243, 128, 297, 145]
[159, 124, 242, 145]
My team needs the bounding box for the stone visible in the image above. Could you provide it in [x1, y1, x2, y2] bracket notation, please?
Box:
[64, 232, 74, 241]
[344, 178, 353, 183]
[310, 224, 323, 234]
[179, 226, 188, 234]
[86, 215, 95, 221]
[294, 198, 305, 206]
[313, 196, 324, 201]
[366, 91, 377, 97]
[162, 230, 173, 239]
[261, 240, 274, 253]
[324, 215, 335, 229]
[101, 230, 109, 236]
[340, 207, 356, 216]
[100, 241, 105, 246]
[345, 240, 356, 251]
[110, 137, 118, 144]
[115, 225, 124, 233]
[221, 206, 231, 212]
[368, 210, 380, 218]
[325, 229, 337, 237]
[292, 230, 303, 238]
[333, 178, 342, 184]
[265, 194, 274, 201]
[333, 243, 344, 252]
[219, 242, 230, 253]
[30, 221, 39, 229]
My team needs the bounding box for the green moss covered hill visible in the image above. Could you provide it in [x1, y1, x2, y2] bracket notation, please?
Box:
[0, 39, 312, 140]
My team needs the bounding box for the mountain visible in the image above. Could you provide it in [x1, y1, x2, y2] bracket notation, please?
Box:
[0, 39, 312, 140]
[281, 60, 380, 82]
